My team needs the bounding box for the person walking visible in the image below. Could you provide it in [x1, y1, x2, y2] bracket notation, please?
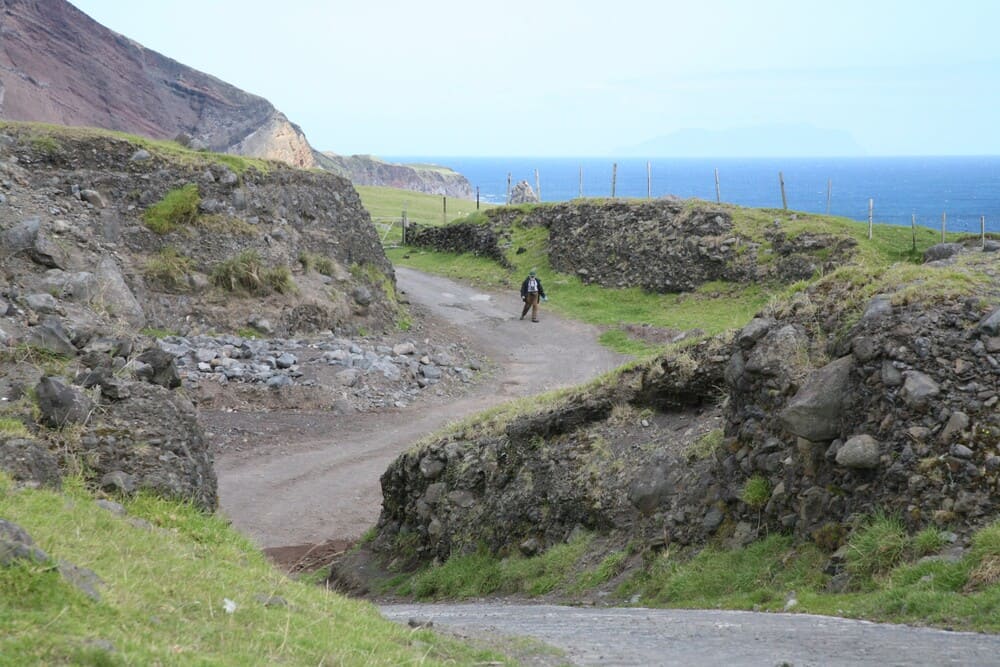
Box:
[519, 269, 546, 322]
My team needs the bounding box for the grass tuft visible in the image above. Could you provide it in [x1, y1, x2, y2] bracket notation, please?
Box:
[211, 251, 295, 296]
[143, 184, 200, 234]
[143, 246, 194, 291]
[846, 513, 910, 584]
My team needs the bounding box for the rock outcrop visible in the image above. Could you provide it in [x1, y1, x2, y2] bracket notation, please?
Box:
[360, 246, 1000, 574]
[321, 154, 475, 200]
[509, 180, 539, 204]
[0, 122, 403, 508]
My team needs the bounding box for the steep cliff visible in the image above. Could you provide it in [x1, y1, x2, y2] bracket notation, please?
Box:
[0, 0, 317, 167]
[321, 153, 475, 200]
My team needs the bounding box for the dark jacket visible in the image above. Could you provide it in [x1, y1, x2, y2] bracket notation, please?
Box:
[520, 276, 545, 300]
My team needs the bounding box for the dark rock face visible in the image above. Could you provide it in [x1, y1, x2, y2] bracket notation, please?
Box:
[408, 221, 512, 268]
[363, 251, 1000, 568]
[0, 126, 397, 337]
[35, 376, 93, 428]
[83, 382, 216, 511]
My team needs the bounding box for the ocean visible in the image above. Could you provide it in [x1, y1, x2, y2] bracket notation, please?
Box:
[388, 156, 1000, 234]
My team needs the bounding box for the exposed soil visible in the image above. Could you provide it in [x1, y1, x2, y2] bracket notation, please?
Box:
[210, 267, 627, 567]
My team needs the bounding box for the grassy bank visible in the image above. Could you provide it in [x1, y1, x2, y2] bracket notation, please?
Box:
[381, 516, 1000, 633]
[356, 186, 490, 245]
[0, 474, 505, 665]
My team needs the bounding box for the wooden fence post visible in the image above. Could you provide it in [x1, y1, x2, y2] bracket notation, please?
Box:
[611, 163, 617, 199]
[826, 179, 832, 215]
[402, 208, 408, 244]
[779, 171, 788, 210]
[911, 213, 916, 252]
[647, 161, 652, 200]
[982, 215, 987, 250]
[535, 168, 541, 203]
[442, 196, 447, 224]
[714, 168, 721, 203]
[476, 186, 480, 210]
[868, 198, 873, 240]
[506, 173, 511, 205]
[941, 211, 947, 243]
[579, 164, 583, 199]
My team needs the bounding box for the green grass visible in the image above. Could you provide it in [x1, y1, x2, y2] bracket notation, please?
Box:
[393, 533, 594, 599]
[0, 474, 505, 665]
[741, 476, 772, 510]
[143, 184, 200, 234]
[0, 417, 30, 438]
[356, 185, 492, 245]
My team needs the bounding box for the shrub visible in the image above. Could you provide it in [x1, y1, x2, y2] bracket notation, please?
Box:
[741, 476, 771, 509]
[846, 513, 910, 582]
[144, 246, 194, 291]
[143, 184, 200, 234]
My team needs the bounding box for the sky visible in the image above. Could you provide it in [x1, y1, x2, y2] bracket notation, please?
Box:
[70, 0, 1000, 157]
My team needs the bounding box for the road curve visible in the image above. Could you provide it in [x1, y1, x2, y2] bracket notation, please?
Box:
[214, 267, 625, 548]
[381, 603, 1000, 666]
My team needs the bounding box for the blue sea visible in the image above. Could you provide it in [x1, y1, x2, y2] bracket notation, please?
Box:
[389, 156, 1000, 234]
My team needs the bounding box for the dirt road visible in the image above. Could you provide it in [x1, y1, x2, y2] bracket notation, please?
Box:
[213, 267, 626, 549]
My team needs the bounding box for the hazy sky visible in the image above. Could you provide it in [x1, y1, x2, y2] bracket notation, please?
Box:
[71, 1, 1000, 156]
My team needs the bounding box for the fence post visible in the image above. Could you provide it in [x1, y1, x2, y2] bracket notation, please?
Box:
[579, 164, 583, 199]
[506, 172, 511, 205]
[826, 179, 832, 215]
[442, 196, 447, 224]
[911, 213, 916, 253]
[647, 161, 652, 200]
[868, 198, 873, 240]
[983, 215, 987, 250]
[476, 186, 480, 211]
[779, 171, 788, 210]
[535, 168, 541, 203]
[611, 163, 617, 199]
[402, 209, 408, 244]
[714, 168, 721, 203]
[941, 211, 946, 243]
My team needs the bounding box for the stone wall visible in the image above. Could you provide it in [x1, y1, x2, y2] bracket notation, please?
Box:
[407, 200, 857, 293]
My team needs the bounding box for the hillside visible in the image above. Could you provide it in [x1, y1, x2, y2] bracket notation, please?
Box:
[0, 0, 475, 196]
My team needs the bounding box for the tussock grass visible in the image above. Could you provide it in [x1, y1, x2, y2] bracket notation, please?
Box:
[143, 184, 200, 234]
[0, 474, 504, 665]
[211, 251, 295, 296]
[143, 246, 194, 291]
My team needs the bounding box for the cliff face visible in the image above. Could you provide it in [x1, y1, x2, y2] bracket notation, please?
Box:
[0, 0, 317, 167]
[322, 153, 475, 200]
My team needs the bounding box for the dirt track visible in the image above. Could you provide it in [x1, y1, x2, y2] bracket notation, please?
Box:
[212, 267, 626, 550]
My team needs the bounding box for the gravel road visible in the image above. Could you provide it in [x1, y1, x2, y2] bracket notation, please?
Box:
[213, 267, 625, 548]
[381, 603, 1000, 666]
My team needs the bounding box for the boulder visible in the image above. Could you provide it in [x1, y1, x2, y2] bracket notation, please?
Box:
[779, 356, 853, 441]
[82, 382, 216, 510]
[509, 180, 539, 204]
[26, 317, 78, 356]
[35, 376, 94, 428]
[981, 307, 1000, 336]
[95, 257, 145, 327]
[901, 371, 940, 410]
[0, 437, 61, 487]
[923, 243, 964, 262]
[135, 348, 181, 389]
[835, 435, 881, 469]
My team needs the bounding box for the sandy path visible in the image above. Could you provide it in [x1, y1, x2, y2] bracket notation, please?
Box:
[213, 267, 626, 549]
